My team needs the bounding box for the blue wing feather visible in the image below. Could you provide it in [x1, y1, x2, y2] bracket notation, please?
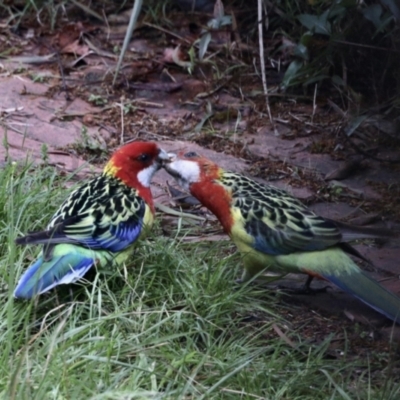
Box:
[252, 232, 332, 255]
[70, 219, 144, 252]
[239, 199, 341, 256]
[16, 175, 148, 253]
[248, 219, 332, 256]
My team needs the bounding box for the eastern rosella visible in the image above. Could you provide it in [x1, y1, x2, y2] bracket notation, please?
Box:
[163, 151, 400, 324]
[14, 141, 168, 299]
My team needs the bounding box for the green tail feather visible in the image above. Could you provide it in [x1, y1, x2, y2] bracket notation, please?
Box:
[14, 244, 115, 299]
[323, 269, 400, 324]
[270, 247, 400, 324]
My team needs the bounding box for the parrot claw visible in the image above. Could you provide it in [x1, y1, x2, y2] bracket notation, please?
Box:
[277, 274, 332, 295]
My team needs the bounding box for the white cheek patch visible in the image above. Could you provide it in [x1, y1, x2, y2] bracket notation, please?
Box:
[137, 163, 158, 187]
[169, 160, 200, 191]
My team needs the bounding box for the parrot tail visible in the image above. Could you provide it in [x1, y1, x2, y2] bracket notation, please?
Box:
[280, 248, 400, 324]
[14, 244, 99, 299]
[323, 270, 400, 324]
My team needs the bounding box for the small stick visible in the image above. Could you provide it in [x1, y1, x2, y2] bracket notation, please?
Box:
[257, 0, 277, 134]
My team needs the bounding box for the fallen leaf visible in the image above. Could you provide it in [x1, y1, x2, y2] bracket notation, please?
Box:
[325, 158, 364, 181]
[61, 39, 90, 56]
[348, 213, 382, 226]
[162, 46, 192, 68]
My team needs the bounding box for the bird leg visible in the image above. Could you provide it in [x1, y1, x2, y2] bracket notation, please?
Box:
[278, 275, 332, 295]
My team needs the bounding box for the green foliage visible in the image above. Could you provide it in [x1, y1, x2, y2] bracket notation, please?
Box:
[198, 0, 232, 61]
[73, 125, 108, 158]
[88, 95, 108, 107]
[0, 163, 399, 398]
[276, 0, 399, 102]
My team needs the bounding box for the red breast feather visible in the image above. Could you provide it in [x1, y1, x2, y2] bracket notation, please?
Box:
[180, 154, 235, 234]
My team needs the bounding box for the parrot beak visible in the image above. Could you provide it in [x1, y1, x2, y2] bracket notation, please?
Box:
[156, 148, 170, 164]
[167, 152, 177, 162]
[162, 153, 184, 179]
[162, 152, 201, 190]
[162, 153, 178, 176]
[159, 152, 177, 167]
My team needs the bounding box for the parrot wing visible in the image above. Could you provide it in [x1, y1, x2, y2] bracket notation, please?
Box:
[16, 177, 148, 253]
[232, 196, 342, 255]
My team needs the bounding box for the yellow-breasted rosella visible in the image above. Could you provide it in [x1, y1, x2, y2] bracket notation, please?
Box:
[163, 151, 400, 324]
[14, 141, 168, 299]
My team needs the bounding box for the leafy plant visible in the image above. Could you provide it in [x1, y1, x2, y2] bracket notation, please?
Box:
[197, 0, 232, 61]
[88, 94, 108, 106]
[279, 0, 399, 103]
[73, 125, 107, 157]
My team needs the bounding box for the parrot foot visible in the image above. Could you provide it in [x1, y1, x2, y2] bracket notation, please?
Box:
[277, 284, 332, 295]
[278, 275, 332, 295]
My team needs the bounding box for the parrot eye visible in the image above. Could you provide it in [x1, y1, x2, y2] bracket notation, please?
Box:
[137, 153, 151, 162]
[184, 151, 198, 158]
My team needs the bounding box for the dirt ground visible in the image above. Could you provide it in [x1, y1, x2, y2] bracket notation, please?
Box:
[1, 3, 400, 354]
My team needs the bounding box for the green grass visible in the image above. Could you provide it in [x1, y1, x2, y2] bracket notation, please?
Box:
[0, 162, 399, 399]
